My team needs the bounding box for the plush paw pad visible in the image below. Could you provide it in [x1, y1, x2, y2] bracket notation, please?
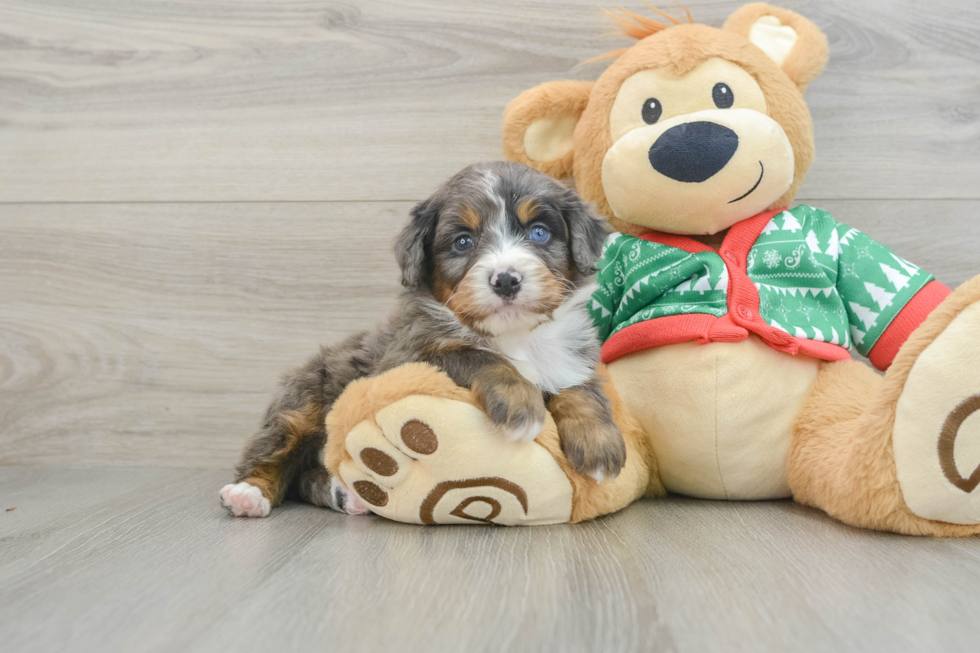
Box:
[220, 482, 271, 518]
[337, 395, 573, 525]
[894, 302, 980, 524]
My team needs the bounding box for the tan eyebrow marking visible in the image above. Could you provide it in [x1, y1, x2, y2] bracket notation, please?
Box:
[517, 198, 539, 224]
[459, 205, 481, 230]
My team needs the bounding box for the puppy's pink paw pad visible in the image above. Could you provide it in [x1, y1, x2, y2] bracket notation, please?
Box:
[328, 475, 372, 515]
[219, 482, 271, 518]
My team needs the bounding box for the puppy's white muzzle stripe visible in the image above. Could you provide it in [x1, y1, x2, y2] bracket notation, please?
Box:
[467, 237, 556, 335]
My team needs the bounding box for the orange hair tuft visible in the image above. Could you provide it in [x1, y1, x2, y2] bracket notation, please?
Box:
[585, 4, 694, 63]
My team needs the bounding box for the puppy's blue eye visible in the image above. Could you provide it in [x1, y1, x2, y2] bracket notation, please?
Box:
[529, 226, 550, 243]
[453, 235, 474, 252]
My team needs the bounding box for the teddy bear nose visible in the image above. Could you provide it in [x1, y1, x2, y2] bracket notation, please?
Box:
[648, 121, 739, 183]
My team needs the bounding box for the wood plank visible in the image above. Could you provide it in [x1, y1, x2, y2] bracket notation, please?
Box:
[1, 467, 978, 653]
[1, 0, 978, 202]
[0, 199, 977, 468]
[0, 201, 407, 467]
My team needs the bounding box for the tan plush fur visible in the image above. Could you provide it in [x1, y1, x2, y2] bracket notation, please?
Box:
[573, 23, 816, 236]
[790, 277, 980, 536]
[326, 362, 659, 523]
[497, 3, 980, 533]
[325, 363, 476, 475]
[722, 3, 829, 93]
[503, 8, 825, 237]
[503, 80, 594, 180]
[562, 365, 664, 523]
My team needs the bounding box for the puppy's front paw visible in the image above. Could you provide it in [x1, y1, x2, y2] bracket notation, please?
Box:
[220, 482, 271, 518]
[559, 419, 627, 483]
[473, 378, 547, 443]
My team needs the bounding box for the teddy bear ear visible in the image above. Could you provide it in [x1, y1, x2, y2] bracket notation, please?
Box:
[502, 80, 593, 180]
[723, 3, 829, 92]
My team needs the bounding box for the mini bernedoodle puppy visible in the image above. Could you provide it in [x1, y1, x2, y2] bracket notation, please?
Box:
[221, 161, 627, 518]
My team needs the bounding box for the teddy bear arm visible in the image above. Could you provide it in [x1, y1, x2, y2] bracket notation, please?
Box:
[817, 212, 950, 369]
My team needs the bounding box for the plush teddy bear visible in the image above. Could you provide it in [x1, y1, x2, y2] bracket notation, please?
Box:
[327, 3, 980, 535]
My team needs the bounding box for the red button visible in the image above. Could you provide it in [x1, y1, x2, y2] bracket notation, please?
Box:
[738, 306, 753, 320]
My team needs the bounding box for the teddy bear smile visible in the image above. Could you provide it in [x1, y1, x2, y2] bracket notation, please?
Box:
[728, 161, 765, 204]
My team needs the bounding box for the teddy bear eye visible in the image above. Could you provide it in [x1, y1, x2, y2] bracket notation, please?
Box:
[641, 98, 662, 124]
[712, 82, 734, 109]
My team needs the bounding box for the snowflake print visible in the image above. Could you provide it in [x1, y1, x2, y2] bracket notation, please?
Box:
[797, 303, 816, 321]
[763, 249, 782, 269]
[841, 262, 859, 279]
[856, 245, 874, 261]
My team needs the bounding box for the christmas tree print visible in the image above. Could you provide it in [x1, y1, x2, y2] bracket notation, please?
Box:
[879, 263, 910, 291]
[849, 301, 879, 330]
[839, 228, 860, 246]
[864, 282, 895, 310]
[826, 228, 841, 261]
[850, 325, 866, 347]
[692, 269, 714, 293]
[805, 230, 821, 255]
[715, 266, 729, 291]
[590, 205, 936, 362]
[890, 253, 920, 277]
[782, 213, 802, 232]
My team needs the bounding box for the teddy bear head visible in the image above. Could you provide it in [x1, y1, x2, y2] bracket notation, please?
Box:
[503, 3, 829, 238]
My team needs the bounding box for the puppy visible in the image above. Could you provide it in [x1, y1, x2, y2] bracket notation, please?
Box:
[221, 161, 626, 518]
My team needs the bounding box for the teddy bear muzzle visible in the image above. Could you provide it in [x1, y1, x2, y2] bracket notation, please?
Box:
[601, 108, 795, 235]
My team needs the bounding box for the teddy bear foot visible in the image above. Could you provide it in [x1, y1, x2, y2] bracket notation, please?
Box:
[893, 301, 980, 525]
[337, 394, 574, 525]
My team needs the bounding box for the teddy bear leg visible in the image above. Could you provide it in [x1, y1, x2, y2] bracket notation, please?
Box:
[789, 276, 980, 536]
[323, 363, 653, 525]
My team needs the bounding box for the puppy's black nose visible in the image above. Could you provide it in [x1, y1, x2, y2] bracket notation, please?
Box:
[491, 269, 522, 300]
[649, 121, 739, 183]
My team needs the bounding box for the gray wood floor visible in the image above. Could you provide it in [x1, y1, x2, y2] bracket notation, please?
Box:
[2, 467, 979, 653]
[2, 1, 980, 651]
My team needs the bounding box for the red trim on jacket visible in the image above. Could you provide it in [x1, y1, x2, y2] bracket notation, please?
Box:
[867, 280, 951, 371]
[600, 208, 855, 365]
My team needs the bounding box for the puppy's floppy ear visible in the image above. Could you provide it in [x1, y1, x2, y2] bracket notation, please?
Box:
[503, 81, 593, 180]
[394, 198, 442, 289]
[723, 3, 828, 93]
[559, 190, 608, 278]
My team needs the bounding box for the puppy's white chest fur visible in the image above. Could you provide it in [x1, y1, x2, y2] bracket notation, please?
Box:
[490, 286, 599, 395]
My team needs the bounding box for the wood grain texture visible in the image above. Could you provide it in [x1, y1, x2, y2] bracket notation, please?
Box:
[1, 200, 977, 468]
[0, 201, 406, 466]
[0, 467, 978, 653]
[1, 0, 978, 202]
